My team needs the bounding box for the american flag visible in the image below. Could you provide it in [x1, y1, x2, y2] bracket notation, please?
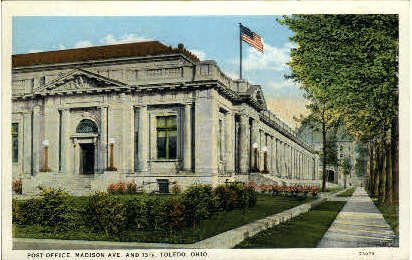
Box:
[240, 24, 264, 53]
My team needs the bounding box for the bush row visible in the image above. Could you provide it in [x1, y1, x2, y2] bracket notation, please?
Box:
[249, 182, 320, 197]
[13, 182, 257, 237]
[13, 187, 82, 231]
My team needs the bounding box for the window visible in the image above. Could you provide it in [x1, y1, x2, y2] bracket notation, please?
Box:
[76, 119, 98, 133]
[12, 123, 18, 162]
[157, 179, 169, 194]
[156, 115, 177, 159]
[39, 76, 45, 86]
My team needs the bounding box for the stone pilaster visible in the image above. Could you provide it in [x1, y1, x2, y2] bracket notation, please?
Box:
[44, 99, 59, 172]
[183, 103, 192, 172]
[60, 109, 70, 173]
[275, 139, 279, 176]
[269, 136, 274, 174]
[225, 111, 234, 174]
[249, 120, 257, 172]
[239, 114, 249, 174]
[283, 142, 287, 178]
[288, 145, 292, 178]
[138, 105, 148, 172]
[194, 90, 218, 175]
[290, 147, 296, 179]
[23, 112, 32, 175]
[100, 107, 108, 172]
[32, 106, 40, 175]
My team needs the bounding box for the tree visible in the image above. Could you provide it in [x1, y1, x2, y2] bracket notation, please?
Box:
[278, 15, 398, 204]
[340, 157, 352, 188]
[296, 111, 340, 191]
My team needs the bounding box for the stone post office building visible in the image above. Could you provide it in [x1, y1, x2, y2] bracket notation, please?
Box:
[11, 41, 321, 195]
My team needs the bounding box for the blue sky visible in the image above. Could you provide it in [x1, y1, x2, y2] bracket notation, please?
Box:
[13, 16, 307, 127]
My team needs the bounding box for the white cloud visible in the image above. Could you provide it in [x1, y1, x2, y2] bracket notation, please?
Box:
[100, 33, 153, 45]
[74, 41, 93, 48]
[224, 70, 239, 80]
[189, 49, 207, 60]
[242, 41, 291, 72]
[28, 49, 43, 53]
[268, 79, 299, 91]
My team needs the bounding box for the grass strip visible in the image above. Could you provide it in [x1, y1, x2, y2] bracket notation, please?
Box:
[336, 187, 356, 197]
[325, 187, 344, 194]
[235, 201, 346, 248]
[14, 194, 312, 244]
[374, 201, 398, 235]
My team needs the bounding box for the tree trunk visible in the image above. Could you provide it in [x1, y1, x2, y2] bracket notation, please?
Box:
[373, 145, 380, 198]
[385, 141, 393, 204]
[368, 143, 375, 195]
[344, 174, 347, 189]
[321, 115, 327, 192]
[391, 117, 399, 203]
[378, 143, 386, 204]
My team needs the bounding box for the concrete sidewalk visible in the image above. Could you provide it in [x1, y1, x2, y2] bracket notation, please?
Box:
[317, 187, 397, 248]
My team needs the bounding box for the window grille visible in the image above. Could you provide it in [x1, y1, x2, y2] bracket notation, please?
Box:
[76, 119, 98, 133]
[157, 179, 169, 194]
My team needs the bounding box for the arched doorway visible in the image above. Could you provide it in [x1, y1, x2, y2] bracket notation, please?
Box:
[75, 119, 99, 174]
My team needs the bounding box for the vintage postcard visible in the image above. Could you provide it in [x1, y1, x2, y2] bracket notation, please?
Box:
[1, 1, 409, 259]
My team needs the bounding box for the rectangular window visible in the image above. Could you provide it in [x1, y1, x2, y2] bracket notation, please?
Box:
[156, 115, 177, 159]
[12, 123, 18, 163]
[39, 76, 45, 86]
[157, 179, 169, 194]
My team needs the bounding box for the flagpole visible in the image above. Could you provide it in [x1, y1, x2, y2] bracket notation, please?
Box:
[239, 23, 242, 80]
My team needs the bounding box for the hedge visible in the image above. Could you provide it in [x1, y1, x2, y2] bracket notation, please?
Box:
[13, 182, 257, 236]
[13, 187, 81, 231]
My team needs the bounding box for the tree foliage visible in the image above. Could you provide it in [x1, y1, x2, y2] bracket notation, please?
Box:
[279, 15, 398, 203]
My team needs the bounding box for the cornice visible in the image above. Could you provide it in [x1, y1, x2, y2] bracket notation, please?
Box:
[12, 53, 196, 73]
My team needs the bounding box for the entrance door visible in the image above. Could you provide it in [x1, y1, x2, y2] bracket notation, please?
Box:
[327, 170, 335, 183]
[80, 143, 95, 174]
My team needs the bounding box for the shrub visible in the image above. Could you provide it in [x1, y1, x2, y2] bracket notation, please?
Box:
[126, 182, 138, 194]
[154, 196, 186, 231]
[12, 199, 24, 224]
[213, 183, 257, 211]
[108, 181, 138, 195]
[125, 196, 150, 230]
[228, 182, 249, 209]
[12, 178, 22, 194]
[15, 187, 79, 231]
[245, 185, 257, 207]
[85, 192, 126, 237]
[212, 185, 227, 210]
[163, 197, 186, 230]
[181, 184, 213, 227]
[126, 195, 187, 232]
[171, 183, 181, 194]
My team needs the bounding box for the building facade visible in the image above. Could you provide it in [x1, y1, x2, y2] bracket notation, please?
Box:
[11, 41, 320, 195]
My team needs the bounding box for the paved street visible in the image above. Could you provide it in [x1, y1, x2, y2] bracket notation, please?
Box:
[317, 187, 397, 248]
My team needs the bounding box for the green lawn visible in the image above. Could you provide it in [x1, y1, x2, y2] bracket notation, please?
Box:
[325, 187, 344, 193]
[374, 201, 399, 235]
[235, 201, 346, 248]
[337, 187, 356, 197]
[14, 194, 313, 244]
